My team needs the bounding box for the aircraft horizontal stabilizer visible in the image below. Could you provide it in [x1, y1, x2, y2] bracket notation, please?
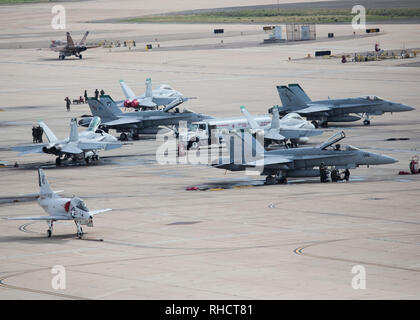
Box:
[11, 144, 46, 155]
[1, 215, 72, 221]
[89, 208, 112, 216]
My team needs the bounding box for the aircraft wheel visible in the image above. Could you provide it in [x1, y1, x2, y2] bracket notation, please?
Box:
[311, 121, 319, 128]
[47, 230, 52, 238]
[55, 157, 61, 166]
[79, 54, 83, 59]
[277, 176, 288, 184]
[363, 120, 370, 126]
[119, 133, 128, 141]
[265, 175, 277, 185]
[85, 157, 91, 164]
[331, 169, 339, 182]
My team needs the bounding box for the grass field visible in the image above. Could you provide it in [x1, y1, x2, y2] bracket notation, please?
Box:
[123, 8, 420, 24]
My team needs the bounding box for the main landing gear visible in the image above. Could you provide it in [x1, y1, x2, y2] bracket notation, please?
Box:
[265, 174, 288, 185]
[320, 166, 350, 183]
[46, 220, 54, 238]
[75, 221, 84, 239]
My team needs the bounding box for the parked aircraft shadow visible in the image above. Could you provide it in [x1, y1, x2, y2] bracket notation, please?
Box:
[37, 57, 93, 62]
[0, 234, 75, 243]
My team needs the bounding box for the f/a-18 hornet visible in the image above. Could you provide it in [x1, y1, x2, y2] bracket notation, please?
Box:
[213, 130, 397, 185]
[80, 95, 213, 141]
[12, 117, 121, 165]
[276, 83, 415, 127]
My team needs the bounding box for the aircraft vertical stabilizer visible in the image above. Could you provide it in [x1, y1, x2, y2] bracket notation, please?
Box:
[38, 168, 55, 196]
[69, 118, 79, 142]
[288, 84, 312, 102]
[276, 85, 308, 109]
[270, 106, 280, 130]
[79, 31, 89, 45]
[145, 78, 153, 98]
[66, 32, 75, 47]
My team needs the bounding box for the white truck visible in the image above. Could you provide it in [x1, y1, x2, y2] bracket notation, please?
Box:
[186, 115, 271, 149]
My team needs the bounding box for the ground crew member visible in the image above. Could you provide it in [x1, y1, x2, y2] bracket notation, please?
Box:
[84, 90, 88, 102]
[344, 169, 350, 181]
[320, 162, 329, 183]
[37, 125, 43, 143]
[65, 97, 71, 112]
[95, 89, 99, 99]
[32, 125, 37, 143]
[100, 89, 105, 96]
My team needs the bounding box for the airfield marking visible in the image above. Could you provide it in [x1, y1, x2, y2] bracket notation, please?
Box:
[0, 270, 89, 300]
[293, 238, 420, 273]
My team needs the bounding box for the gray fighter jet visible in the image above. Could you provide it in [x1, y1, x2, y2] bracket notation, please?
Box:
[79, 95, 213, 141]
[275, 84, 415, 127]
[49, 32, 99, 60]
[213, 131, 397, 184]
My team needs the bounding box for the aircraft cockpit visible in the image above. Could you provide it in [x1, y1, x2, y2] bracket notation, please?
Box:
[282, 113, 304, 121]
[364, 95, 383, 102]
[75, 198, 89, 212]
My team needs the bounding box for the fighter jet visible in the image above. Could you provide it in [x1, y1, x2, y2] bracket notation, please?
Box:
[118, 78, 190, 110]
[12, 117, 122, 165]
[276, 84, 415, 127]
[1, 168, 111, 238]
[240, 105, 323, 147]
[49, 31, 98, 60]
[79, 95, 213, 141]
[213, 130, 397, 185]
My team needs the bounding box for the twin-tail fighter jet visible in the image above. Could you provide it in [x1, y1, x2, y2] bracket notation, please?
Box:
[239, 105, 323, 147]
[12, 117, 121, 165]
[276, 84, 415, 127]
[213, 130, 397, 185]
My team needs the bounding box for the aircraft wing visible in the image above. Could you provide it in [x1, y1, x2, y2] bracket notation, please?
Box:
[139, 98, 157, 108]
[102, 118, 141, 126]
[278, 128, 323, 139]
[245, 155, 292, 167]
[89, 208, 112, 216]
[265, 131, 286, 141]
[60, 144, 83, 154]
[296, 104, 332, 114]
[78, 142, 121, 151]
[11, 144, 46, 155]
[1, 215, 72, 221]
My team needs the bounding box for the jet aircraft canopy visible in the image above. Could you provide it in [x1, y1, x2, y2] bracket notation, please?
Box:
[282, 113, 305, 121]
[74, 198, 89, 212]
[363, 95, 383, 101]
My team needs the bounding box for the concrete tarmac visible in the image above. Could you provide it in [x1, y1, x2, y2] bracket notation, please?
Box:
[0, 0, 419, 299]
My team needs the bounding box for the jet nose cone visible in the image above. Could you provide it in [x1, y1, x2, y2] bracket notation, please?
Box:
[379, 154, 398, 164]
[400, 104, 415, 112]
